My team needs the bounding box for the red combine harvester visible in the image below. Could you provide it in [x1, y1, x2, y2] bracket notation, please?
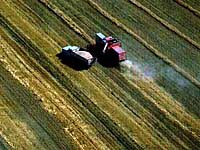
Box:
[95, 33, 126, 62]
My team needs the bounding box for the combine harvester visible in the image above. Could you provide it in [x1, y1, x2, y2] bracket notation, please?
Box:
[61, 33, 126, 69]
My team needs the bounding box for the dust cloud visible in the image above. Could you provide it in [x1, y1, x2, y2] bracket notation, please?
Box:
[120, 60, 155, 81]
[120, 59, 189, 88]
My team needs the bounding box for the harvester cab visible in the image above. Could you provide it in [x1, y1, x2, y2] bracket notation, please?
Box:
[95, 33, 126, 62]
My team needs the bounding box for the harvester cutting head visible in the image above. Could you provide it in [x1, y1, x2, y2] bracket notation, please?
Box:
[95, 33, 126, 62]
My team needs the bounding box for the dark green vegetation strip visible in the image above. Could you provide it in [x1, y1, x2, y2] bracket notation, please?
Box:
[0, 136, 11, 150]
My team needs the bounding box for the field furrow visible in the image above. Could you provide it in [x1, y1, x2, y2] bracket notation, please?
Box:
[128, 0, 200, 50]
[174, 0, 200, 18]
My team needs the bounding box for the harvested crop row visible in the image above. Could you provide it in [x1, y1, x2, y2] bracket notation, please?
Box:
[174, 0, 200, 18]
[128, 0, 200, 50]
[0, 87, 56, 150]
[38, 0, 94, 44]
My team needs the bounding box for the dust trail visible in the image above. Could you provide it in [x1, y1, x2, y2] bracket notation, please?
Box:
[120, 60, 155, 81]
[120, 60, 190, 88]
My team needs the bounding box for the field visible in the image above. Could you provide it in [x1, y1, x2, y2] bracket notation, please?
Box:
[0, 0, 200, 149]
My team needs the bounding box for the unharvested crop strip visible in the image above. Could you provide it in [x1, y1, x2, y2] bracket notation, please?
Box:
[38, 0, 95, 44]
[11, 0, 67, 46]
[129, 0, 200, 50]
[85, 0, 200, 89]
[173, 0, 200, 18]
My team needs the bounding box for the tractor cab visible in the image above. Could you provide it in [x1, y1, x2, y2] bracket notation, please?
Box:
[95, 33, 126, 62]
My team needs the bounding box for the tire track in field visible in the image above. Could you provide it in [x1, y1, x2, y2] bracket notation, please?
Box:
[173, 0, 200, 18]
[0, 133, 13, 150]
[128, 0, 200, 50]
[0, 7, 139, 149]
[38, 0, 95, 44]
[85, 0, 200, 89]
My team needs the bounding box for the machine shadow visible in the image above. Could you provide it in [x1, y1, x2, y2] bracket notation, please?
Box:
[87, 44, 120, 68]
[56, 53, 91, 71]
